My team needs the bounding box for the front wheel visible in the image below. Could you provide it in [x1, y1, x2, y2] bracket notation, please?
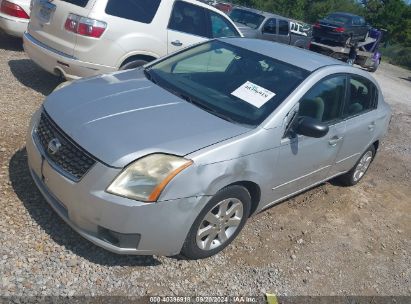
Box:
[338, 145, 376, 186]
[181, 185, 251, 259]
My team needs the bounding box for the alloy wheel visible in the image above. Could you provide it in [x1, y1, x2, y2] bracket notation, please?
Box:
[353, 151, 373, 182]
[196, 198, 243, 251]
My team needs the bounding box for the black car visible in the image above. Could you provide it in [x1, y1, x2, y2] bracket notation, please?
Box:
[313, 12, 370, 46]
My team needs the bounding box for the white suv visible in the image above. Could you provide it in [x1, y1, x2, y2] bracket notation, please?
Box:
[23, 0, 242, 80]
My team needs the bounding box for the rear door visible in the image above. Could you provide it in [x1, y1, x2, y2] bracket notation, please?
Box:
[276, 19, 291, 44]
[167, 1, 209, 54]
[330, 75, 380, 175]
[28, 0, 95, 56]
[261, 18, 277, 41]
[261, 18, 290, 45]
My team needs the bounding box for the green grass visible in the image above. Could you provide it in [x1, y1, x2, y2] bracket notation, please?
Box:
[380, 45, 411, 70]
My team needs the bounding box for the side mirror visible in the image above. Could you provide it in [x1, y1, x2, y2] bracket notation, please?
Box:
[295, 117, 329, 138]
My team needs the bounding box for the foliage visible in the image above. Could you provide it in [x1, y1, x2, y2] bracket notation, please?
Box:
[381, 45, 411, 69]
[231, 0, 411, 46]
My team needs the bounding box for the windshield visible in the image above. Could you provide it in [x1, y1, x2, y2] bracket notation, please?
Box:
[324, 14, 351, 25]
[146, 40, 309, 126]
[229, 9, 265, 29]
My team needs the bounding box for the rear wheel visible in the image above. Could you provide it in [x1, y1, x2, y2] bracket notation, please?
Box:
[181, 185, 251, 259]
[338, 145, 376, 186]
[369, 60, 380, 72]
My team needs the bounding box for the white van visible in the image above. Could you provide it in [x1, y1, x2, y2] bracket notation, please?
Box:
[23, 0, 242, 80]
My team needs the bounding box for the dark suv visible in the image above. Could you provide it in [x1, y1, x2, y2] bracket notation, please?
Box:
[313, 12, 370, 46]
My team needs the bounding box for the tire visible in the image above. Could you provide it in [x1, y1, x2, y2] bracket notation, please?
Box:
[120, 59, 149, 70]
[338, 145, 376, 186]
[181, 185, 251, 259]
[369, 60, 380, 73]
[344, 35, 352, 47]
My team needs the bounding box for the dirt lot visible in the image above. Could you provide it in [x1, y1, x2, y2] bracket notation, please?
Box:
[0, 32, 410, 297]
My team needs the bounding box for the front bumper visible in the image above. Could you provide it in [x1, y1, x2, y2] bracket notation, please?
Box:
[26, 111, 207, 256]
[0, 14, 28, 37]
[23, 32, 117, 80]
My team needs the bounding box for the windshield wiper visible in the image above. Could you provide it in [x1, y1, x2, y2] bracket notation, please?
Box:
[179, 93, 237, 124]
[143, 68, 158, 85]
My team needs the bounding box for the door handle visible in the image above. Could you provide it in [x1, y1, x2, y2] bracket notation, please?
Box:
[329, 136, 344, 147]
[171, 40, 183, 47]
[368, 122, 376, 131]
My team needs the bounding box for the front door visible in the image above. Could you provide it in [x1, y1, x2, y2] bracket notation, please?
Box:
[167, 1, 209, 54]
[272, 74, 348, 200]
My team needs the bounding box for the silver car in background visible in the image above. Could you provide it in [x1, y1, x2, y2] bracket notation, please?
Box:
[26, 38, 391, 259]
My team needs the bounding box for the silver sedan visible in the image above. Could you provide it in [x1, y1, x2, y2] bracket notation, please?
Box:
[26, 38, 391, 259]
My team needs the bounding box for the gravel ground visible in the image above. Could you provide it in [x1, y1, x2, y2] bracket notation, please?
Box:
[0, 32, 410, 297]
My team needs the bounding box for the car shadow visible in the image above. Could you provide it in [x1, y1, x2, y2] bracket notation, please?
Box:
[0, 32, 24, 51]
[400, 77, 411, 82]
[8, 59, 61, 96]
[9, 148, 161, 267]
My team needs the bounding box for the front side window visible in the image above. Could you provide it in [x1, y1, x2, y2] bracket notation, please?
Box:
[209, 11, 240, 38]
[168, 1, 207, 37]
[147, 40, 309, 126]
[353, 17, 361, 26]
[263, 18, 277, 34]
[344, 76, 378, 117]
[229, 9, 265, 30]
[299, 75, 346, 124]
[278, 20, 289, 35]
[105, 0, 161, 24]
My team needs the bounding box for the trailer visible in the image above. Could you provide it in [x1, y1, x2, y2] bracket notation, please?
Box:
[309, 29, 385, 72]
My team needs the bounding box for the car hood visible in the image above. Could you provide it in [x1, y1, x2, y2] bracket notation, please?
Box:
[44, 69, 251, 168]
[234, 22, 259, 38]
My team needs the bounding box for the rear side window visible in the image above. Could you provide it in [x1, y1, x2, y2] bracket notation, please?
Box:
[344, 75, 378, 117]
[60, 0, 89, 7]
[105, 0, 161, 24]
[278, 20, 289, 35]
[169, 1, 208, 37]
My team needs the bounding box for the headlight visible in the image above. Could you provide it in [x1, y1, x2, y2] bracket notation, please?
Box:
[52, 81, 73, 92]
[107, 154, 193, 202]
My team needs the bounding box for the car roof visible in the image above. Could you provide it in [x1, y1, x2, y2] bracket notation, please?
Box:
[219, 38, 345, 72]
[327, 12, 359, 18]
[185, 0, 229, 14]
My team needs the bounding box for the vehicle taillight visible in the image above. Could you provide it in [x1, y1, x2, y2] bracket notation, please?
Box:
[334, 27, 345, 33]
[313, 22, 321, 29]
[0, 0, 30, 19]
[64, 13, 106, 38]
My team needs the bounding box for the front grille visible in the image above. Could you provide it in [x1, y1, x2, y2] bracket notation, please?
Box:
[35, 111, 96, 181]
